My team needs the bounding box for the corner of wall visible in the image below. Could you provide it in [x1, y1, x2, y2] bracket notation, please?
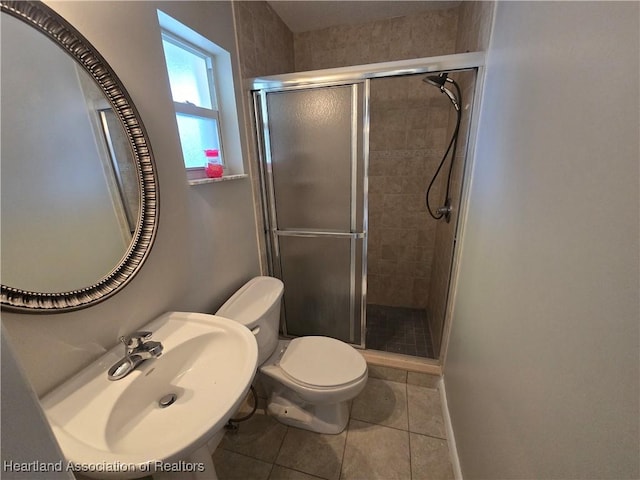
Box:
[233, 1, 296, 276]
[1, 325, 73, 479]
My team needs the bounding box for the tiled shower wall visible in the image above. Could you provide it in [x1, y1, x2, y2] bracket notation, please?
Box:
[233, 1, 294, 79]
[367, 77, 451, 308]
[293, 8, 459, 70]
[292, 7, 460, 308]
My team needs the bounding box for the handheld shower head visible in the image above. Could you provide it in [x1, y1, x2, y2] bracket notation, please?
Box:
[423, 72, 460, 111]
[423, 71, 464, 223]
[423, 73, 449, 88]
[440, 87, 460, 111]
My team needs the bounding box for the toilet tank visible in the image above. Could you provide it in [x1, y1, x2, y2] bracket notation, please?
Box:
[216, 276, 284, 366]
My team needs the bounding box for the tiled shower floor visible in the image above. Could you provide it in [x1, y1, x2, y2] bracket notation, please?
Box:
[366, 304, 435, 358]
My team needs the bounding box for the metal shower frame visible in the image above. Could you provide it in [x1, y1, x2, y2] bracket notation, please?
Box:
[248, 51, 486, 363]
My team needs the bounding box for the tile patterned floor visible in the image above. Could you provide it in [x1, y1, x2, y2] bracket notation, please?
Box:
[366, 305, 435, 358]
[213, 366, 453, 480]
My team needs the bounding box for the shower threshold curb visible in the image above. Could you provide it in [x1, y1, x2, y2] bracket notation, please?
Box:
[360, 349, 442, 376]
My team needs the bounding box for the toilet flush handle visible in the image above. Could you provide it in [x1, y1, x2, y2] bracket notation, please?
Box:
[251, 326, 260, 335]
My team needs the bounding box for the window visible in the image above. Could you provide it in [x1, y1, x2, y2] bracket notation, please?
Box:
[157, 10, 245, 183]
[161, 33, 223, 170]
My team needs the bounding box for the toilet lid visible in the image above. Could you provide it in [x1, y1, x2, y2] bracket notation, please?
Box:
[279, 336, 367, 388]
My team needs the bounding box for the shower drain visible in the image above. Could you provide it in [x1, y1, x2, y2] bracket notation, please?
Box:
[158, 393, 177, 408]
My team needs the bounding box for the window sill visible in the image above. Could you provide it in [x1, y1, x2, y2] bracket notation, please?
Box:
[188, 173, 248, 186]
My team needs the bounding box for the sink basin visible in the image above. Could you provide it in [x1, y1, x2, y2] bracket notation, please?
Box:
[41, 312, 258, 478]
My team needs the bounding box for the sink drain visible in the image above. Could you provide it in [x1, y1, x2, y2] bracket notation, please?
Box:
[158, 393, 177, 408]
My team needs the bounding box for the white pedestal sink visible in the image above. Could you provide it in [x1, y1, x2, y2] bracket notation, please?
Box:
[40, 312, 258, 479]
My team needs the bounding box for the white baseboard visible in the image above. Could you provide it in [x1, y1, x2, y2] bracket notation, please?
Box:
[439, 376, 463, 480]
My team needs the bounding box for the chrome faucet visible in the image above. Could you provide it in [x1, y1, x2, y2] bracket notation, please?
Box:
[107, 331, 163, 381]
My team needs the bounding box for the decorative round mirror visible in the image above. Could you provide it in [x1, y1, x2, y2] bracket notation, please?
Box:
[1, 1, 158, 312]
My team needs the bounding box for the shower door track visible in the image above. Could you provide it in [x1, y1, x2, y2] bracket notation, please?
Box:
[247, 52, 484, 90]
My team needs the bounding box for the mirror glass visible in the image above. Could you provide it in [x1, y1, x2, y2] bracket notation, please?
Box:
[1, 12, 139, 293]
[1, 2, 158, 311]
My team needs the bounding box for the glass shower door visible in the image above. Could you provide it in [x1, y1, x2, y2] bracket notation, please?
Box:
[255, 83, 367, 346]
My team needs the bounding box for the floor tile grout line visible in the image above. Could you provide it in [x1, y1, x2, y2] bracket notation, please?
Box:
[276, 464, 329, 480]
[348, 417, 414, 480]
[349, 382, 447, 439]
[272, 424, 290, 466]
[348, 415, 408, 434]
[266, 461, 276, 479]
[217, 445, 274, 465]
[272, 425, 346, 480]
[339, 409, 353, 480]
[348, 415, 411, 433]
[408, 425, 414, 480]
[406, 380, 413, 480]
[406, 377, 412, 443]
[218, 418, 291, 469]
[271, 425, 346, 480]
[410, 431, 449, 441]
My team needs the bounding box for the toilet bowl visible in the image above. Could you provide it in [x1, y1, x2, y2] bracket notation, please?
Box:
[216, 276, 367, 434]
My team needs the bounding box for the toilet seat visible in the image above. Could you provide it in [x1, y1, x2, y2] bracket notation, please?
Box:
[279, 336, 367, 388]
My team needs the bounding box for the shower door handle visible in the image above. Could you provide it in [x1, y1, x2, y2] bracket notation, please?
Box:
[273, 230, 365, 239]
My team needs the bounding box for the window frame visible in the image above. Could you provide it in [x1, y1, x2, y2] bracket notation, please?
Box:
[161, 31, 225, 171]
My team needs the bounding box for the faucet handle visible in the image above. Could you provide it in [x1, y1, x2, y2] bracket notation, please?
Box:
[120, 331, 153, 352]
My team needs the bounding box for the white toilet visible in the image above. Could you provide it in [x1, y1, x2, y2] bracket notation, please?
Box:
[216, 276, 368, 434]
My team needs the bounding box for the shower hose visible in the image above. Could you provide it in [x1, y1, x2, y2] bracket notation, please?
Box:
[425, 79, 462, 221]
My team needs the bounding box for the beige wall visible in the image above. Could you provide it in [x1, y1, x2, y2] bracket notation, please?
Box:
[445, 2, 639, 478]
[2, 0, 261, 396]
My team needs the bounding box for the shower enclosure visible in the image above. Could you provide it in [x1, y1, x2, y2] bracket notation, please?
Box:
[254, 83, 368, 346]
[252, 54, 482, 361]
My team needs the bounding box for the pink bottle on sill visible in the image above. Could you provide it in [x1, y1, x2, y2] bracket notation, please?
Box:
[204, 149, 223, 178]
